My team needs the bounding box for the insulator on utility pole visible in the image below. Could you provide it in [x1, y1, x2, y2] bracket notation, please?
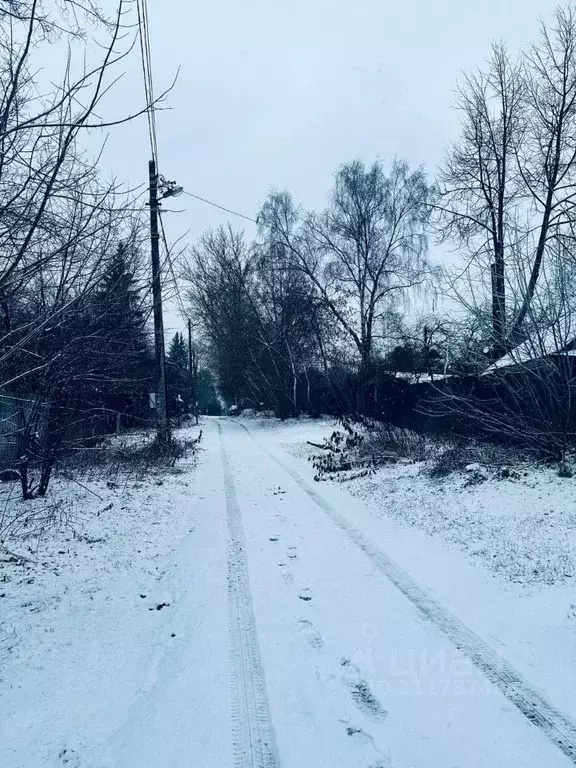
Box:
[149, 158, 170, 445]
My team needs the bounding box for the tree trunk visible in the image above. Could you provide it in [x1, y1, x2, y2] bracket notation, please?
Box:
[491, 258, 506, 357]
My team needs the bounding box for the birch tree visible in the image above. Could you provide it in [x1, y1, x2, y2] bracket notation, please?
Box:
[259, 159, 432, 372]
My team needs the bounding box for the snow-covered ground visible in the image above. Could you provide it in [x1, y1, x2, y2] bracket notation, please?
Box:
[1, 417, 576, 767]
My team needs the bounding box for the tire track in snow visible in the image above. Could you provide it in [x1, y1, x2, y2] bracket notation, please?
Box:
[236, 420, 576, 765]
[217, 422, 280, 768]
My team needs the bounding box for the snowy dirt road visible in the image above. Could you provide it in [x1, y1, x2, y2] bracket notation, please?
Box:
[2, 416, 576, 768]
[211, 418, 576, 768]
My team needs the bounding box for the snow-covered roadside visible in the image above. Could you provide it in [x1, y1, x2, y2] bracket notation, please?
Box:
[273, 417, 576, 589]
[0, 424, 232, 768]
[350, 462, 576, 587]
[248, 417, 576, 723]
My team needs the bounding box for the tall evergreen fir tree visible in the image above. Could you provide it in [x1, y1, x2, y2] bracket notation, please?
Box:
[166, 332, 188, 415]
[167, 332, 188, 371]
[88, 242, 154, 426]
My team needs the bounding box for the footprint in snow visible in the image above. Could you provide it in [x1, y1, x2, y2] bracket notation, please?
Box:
[269, 535, 280, 542]
[278, 562, 294, 584]
[145, 589, 173, 611]
[298, 618, 324, 649]
[58, 748, 81, 767]
[149, 602, 170, 611]
[299, 587, 312, 602]
[341, 658, 387, 721]
[345, 726, 392, 766]
[287, 546, 298, 560]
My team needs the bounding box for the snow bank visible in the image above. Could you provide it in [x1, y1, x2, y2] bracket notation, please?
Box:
[348, 463, 576, 585]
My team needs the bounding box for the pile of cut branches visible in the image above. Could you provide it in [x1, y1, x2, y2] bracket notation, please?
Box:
[309, 417, 417, 482]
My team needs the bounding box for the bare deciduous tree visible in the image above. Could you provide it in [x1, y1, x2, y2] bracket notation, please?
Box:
[183, 226, 258, 408]
[439, 6, 576, 355]
[0, 1, 168, 496]
[259, 159, 433, 375]
[437, 43, 523, 354]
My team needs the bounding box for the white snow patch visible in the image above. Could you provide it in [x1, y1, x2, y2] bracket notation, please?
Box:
[0, 425, 231, 768]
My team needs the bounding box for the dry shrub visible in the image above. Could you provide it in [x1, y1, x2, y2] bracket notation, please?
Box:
[0, 429, 201, 561]
[63, 432, 193, 483]
[311, 417, 434, 481]
[360, 423, 429, 463]
[427, 439, 528, 478]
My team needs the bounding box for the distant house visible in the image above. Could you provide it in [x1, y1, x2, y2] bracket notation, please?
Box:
[393, 371, 453, 385]
[483, 317, 576, 376]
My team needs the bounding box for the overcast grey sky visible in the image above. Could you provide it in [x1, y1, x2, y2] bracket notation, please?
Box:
[97, 0, 557, 331]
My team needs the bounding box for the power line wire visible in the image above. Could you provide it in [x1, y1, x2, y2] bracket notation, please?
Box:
[135, 0, 154, 161]
[135, 3, 179, 317]
[135, 0, 158, 165]
[159, 210, 188, 318]
[141, 0, 159, 165]
[136, 3, 257, 327]
[182, 191, 258, 224]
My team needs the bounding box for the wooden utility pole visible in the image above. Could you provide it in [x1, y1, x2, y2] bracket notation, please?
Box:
[149, 159, 170, 445]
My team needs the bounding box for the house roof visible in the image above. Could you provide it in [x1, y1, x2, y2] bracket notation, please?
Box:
[482, 317, 576, 376]
[394, 371, 452, 384]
